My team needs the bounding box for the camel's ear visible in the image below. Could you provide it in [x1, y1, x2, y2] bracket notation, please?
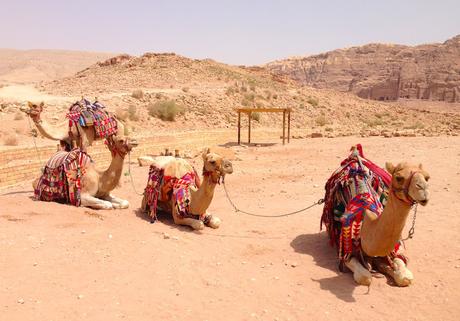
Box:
[202, 147, 210, 160]
[385, 162, 396, 174]
[418, 163, 423, 170]
[27, 101, 34, 108]
[39, 101, 45, 108]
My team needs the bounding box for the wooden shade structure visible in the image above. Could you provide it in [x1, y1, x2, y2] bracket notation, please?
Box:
[236, 108, 292, 145]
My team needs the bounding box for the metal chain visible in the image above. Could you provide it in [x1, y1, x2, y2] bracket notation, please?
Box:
[401, 204, 418, 241]
[222, 181, 324, 218]
[26, 116, 42, 166]
[127, 151, 144, 196]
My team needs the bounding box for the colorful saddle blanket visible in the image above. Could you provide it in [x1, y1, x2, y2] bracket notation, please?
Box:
[320, 144, 397, 267]
[34, 149, 92, 206]
[66, 99, 118, 139]
[144, 164, 210, 223]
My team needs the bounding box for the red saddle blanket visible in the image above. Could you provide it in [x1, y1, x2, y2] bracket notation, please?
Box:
[34, 149, 92, 206]
[320, 144, 401, 267]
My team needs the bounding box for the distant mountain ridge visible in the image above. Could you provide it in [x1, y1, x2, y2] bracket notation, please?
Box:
[0, 49, 114, 84]
[265, 35, 460, 102]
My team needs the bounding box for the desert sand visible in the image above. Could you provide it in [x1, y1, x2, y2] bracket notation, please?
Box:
[1, 136, 459, 321]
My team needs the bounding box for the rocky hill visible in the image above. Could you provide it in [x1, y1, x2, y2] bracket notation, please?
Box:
[266, 35, 460, 102]
[1, 51, 459, 148]
[0, 49, 114, 84]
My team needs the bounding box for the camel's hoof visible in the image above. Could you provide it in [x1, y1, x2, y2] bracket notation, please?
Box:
[113, 200, 129, 209]
[394, 271, 414, 287]
[191, 221, 204, 230]
[101, 201, 114, 210]
[353, 271, 372, 286]
[207, 216, 221, 229]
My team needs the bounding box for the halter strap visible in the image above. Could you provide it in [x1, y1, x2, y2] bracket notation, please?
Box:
[203, 169, 221, 184]
[391, 171, 421, 205]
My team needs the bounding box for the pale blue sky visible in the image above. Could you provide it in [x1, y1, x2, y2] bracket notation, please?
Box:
[1, 0, 459, 65]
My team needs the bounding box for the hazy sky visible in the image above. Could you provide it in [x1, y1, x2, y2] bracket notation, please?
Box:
[1, 0, 459, 65]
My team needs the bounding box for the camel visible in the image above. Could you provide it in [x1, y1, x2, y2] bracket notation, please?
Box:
[141, 148, 233, 230]
[33, 136, 138, 209]
[321, 145, 430, 287]
[21, 100, 125, 150]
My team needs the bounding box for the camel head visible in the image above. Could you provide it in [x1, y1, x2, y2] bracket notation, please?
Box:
[106, 136, 138, 157]
[386, 162, 430, 206]
[21, 101, 45, 122]
[202, 148, 233, 183]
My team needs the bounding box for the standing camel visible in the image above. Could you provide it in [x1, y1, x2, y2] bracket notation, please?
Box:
[141, 148, 233, 230]
[321, 145, 430, 286]
[22, 100, 124, 151]
[34, 136, 137, 209]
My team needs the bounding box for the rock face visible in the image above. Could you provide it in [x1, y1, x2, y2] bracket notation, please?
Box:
[266, 35, 460, 102]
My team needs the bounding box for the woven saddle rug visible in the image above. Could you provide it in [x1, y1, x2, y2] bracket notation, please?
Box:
[320, 144, 398, 268]
[144, 164, 211, 223]
[66, 98, 118, 139]
[34, 149, 92, 206]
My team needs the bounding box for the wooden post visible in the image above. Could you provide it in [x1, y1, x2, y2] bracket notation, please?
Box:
[287, 109, 291, 143]
[248, 112, 252, 144]
[237, 111, 241, 145]
[282, 110, 286, 145]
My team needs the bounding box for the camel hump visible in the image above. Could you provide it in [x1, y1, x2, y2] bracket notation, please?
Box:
[152, 156, 194, 178]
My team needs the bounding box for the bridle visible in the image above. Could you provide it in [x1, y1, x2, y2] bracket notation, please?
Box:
[203, 168, 223, 184]
[391, 171, 422, 206]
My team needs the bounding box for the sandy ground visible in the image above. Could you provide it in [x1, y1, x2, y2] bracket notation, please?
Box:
[1, 136, 459, 321]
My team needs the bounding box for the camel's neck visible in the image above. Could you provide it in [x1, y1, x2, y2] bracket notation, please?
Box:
[360, 192, 412, 257]
[33, 118, 69, 142]
[97, 152, 125, 196]
[189, 174, 217, 215]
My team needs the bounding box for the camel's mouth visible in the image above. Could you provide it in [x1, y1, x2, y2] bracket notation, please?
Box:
[419, 199, 428, 206]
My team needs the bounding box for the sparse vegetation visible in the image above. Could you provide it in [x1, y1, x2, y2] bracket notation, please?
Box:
[128, 105, 139, 121]
[131, 89, 144, 99]
[182, 87, 190, 93]
[148, 100, 185, 121]
[251, 112, 261, 121]
[307, 97, 319, 107]
[115, 107, 128, 121]
[14, 112, 24, 121]
[315, 115, 327, 126]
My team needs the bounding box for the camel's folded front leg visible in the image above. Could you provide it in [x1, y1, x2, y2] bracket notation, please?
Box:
[203, 212, 221, 229]
[171, 204, 203, 230]
[344, 257, 372, 286]
[81, 194, 113, 210]
[374, 257, 413, 287]
[101, 194, 130, 209]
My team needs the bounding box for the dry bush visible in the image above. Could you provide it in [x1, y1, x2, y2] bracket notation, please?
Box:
[255, 101, 264, 108]
[272, 93, 278, 99]
[14, 112, 24, 120]
[182, 87, 190, 93]
[251, 112, 261, 121]
[250, 84, 256, 91]
[307, 97, 319, 107]
[3, 135, 18, 146]
[226, 86, 237, 96]
[131, 89, 144, 99]
[115, 107, 128, 121]
[128, 105, 139, 121]
[315, 115, 327, 126]
[148, 100, 184, 121]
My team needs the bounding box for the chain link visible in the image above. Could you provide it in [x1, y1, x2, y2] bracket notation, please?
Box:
[222, 181, 324, 218]
[127, 151, 144, 196]
[401, 204, 418, 241]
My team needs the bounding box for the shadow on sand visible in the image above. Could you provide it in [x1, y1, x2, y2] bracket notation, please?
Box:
[134, 208, 202, 233]
[291, 232, 371, 302]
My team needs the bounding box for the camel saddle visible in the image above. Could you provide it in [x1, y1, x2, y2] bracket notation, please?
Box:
[320, 144, 400, 269]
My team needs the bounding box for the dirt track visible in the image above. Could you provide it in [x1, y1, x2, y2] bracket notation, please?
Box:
[1, 136, 459, 321]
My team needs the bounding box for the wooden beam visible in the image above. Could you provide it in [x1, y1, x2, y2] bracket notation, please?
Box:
[236, 108, 292, 113]
[287, 110, 291, 143]
[282, 110, 286, 145]
[248, 112, 252, 144]
[237, 111, 241, 145]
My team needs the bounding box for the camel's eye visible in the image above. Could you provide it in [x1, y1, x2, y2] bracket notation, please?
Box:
[395, 176, 404, 184]
[209, 160, 216, 165]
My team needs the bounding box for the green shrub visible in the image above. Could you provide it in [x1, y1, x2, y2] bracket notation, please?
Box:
[148, 100, 184, 121]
